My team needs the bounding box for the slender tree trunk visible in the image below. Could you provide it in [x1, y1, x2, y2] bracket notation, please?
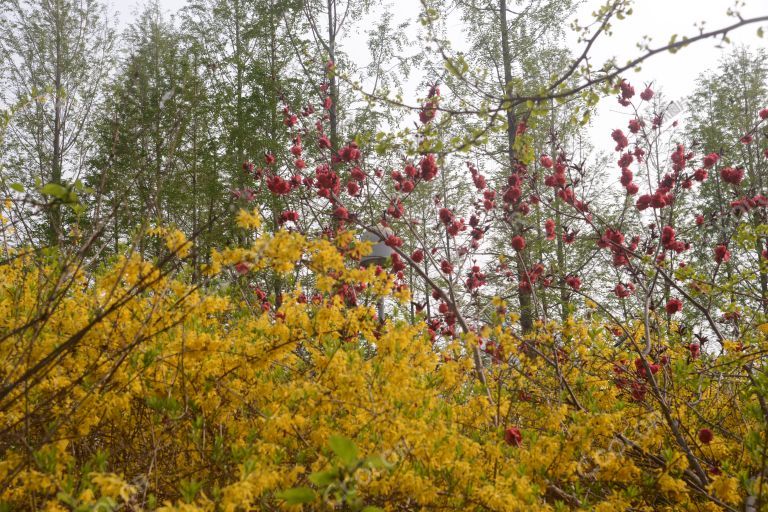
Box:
[499, 0, 533, 332]
[50, 0, 64, 246]
[327, 0, 338, 153]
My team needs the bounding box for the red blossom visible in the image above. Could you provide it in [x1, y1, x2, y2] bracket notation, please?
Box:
[698, 428, 714, 444]
[565, 275, 581, 291]
[611, 129, 629, 151]
[702, 153, 719, 168]
[511, 235, 526, 251]
[420, 154, 439, 181]
[714, 244, 731, 264]
[665, 298, 683, 315]
[266, 175, 291, 195]
[720, 166, 744, 185]
[504, 427, 523, 447]
[545, 219, 555, 240]
[640, 86, 654, 101]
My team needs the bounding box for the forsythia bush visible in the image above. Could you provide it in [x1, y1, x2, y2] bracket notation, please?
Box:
[0, 216, 766, 511]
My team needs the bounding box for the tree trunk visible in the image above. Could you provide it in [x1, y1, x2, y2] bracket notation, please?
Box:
[499, 0, 533, 332]
[327, 0, 339, 153]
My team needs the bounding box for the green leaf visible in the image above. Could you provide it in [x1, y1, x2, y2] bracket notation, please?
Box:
[328, 435, 358, 466]
[9, 183, 24, 192]
[276, 487, 316, 504]
[308, 469, 338, 486]
[364, 455, 391, 470]
[40, 183, 67, 199]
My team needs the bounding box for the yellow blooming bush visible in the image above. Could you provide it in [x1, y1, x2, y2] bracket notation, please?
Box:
[0, 220, 766, 511]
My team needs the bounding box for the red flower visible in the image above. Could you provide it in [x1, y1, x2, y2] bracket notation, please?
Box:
[611, 129, 629, 151]
[696, 215, 704, 226]
[661, 225, 676, 249]
[411, 249, 424, 263]
[565, 275, 581, 291]
[351, 167, 366, 181]
[689, 343, 701, 359]
[318, 135, 332, 149]
[279, 210, 299, 224]
[265, 153, 276, 166]
[698, 428, 713, 444]
[385, 235, 403, 248]
[390, 253, 406, 272]
[628, 118, 643, 133]
[626, 182, 639, 195]
[614, 284, 631, 298]
[420, 154, 439, 181]
[714, 244, 730, 264]
[740, 134, 754, 144]
[234, 261, 251, 275]
[702, 153, 719, 169]
[511, 235, 526, 251]
[333, 206, 349, 220]
[665, 298, 683, 315]
[266, 175, 291, 195]
[545, 219, 555, 240]
[440, 259, 453, 274]
[419, 99, 438, 124]
[438, 208, 454, 224]
[323, 96, 333, 110]
[640, 86, 654, 101]
[539, 154, 554, 168]
[693, 168, 708, 182]
[618, 152, 633, 168]
[760, 108, 768, 120]
[720, 166, 744, 185]
[504, 427, 522, 447]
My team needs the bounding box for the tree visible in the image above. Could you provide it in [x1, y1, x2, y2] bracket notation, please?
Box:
[0, 0, 114, 246]
[686, 47, 768, 316]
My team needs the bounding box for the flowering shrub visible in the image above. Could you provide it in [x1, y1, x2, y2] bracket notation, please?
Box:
[2, 26, 768, 508]
[1, 200, 767, 510]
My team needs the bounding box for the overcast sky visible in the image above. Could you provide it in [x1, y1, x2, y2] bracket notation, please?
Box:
[110, 0, 767, 149]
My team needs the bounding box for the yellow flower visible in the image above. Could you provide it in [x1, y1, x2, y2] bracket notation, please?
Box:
[236, 208, 262, 230]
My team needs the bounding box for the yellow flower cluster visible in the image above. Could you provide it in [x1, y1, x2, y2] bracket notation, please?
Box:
[0, 227, 764, 511]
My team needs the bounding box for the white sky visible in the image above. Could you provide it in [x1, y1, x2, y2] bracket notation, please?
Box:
[110, 0, 767, 149]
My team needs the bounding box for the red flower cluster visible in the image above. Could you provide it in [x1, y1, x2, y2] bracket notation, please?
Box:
[565, 275, 581, 291]
[614, 282, 635, 298]
[665, 297, 683, 315]
[279, 210, 299, 224]
[420, 154, 439, 181]
[597, 228, 637, 267]
[617, 79, 635, 106]
[545, 218, 555, 240]
[640, 86, 654, 101]
[720, 166, 744, 185]
[504, 427, 523, 447]
[714, 244, 730, 264]
[611, 129, 629, 151]
[660, 225, 686, 253]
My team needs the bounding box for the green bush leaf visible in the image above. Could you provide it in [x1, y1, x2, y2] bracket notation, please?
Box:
[276, 487, 316, 504]
[328, 435, 358, 466]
